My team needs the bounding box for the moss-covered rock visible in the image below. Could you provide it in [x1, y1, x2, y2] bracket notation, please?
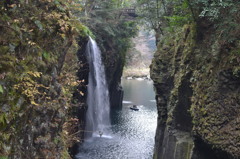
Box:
[0, 1, 89, 158]
[151, 20, 240, 159]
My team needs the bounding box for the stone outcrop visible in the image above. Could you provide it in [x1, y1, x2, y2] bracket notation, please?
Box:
[0, 1, 89, 158]
[151, 22, 240, 159]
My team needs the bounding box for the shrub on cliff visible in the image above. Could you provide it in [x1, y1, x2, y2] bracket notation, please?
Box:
[0, 0, 88, 158]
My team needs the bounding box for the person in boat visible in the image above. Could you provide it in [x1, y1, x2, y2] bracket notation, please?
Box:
[130, 105, 139, 110]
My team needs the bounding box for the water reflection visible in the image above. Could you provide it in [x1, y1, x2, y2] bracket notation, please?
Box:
[75, 79, 157, 159]
[121, 79, 156, 106]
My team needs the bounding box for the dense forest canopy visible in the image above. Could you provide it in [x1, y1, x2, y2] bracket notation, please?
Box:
[135, 0, 240, 45]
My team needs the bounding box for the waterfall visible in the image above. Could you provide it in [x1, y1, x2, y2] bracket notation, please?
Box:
[85, 37, 111, 139]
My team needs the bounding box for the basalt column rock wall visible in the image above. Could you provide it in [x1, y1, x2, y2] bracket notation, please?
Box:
[151, 23, 240, 159]
[102, 43, 124, 108]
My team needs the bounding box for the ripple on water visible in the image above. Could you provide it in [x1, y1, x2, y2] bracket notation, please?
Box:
[76, 79, 157, 159]
[76, 105, 157, 159]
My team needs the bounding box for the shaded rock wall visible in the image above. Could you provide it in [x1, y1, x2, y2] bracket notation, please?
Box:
[70, 36, 125, 156]
[151, 22, 240, 159]
[101, 42, 124, 108]
[68, 37, 89, 157]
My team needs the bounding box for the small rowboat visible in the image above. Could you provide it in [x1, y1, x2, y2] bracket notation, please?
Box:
[130, 105, 139, 111]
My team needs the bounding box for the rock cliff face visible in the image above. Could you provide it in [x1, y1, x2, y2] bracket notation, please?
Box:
[102, 45, 124, 108]
[0, 1, 89, 158]
[151, 22, 240, 159]
[69, 36, 126, 156]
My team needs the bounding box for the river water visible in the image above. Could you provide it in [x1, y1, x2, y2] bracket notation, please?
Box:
[75, 79, 157, 159]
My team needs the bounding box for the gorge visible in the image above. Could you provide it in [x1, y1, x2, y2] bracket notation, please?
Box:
[0, 0, 239, 159]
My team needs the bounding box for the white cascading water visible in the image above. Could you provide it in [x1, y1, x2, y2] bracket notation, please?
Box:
[85, 37, 111, 139]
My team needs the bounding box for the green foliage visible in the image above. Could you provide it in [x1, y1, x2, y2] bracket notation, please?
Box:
[0, 85, 3, 94]
[168, 0, 193, 24]
[136, 0, 191, 36]
[77, 24, 94, 38]
[136, 0, 240, 47]
[192, 0, 239, 20]
[34, 20, 43, 31]
[136, 0, 164, 31]
[79, 0, 138, 66]
[165, 15, 190, 27]
[0, 0, 88, 157]
[189, 0, 240, 44]
[42, 51, 50, 60]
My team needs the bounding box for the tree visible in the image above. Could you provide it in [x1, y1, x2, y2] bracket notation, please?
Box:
[77, 0, 138, 56]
